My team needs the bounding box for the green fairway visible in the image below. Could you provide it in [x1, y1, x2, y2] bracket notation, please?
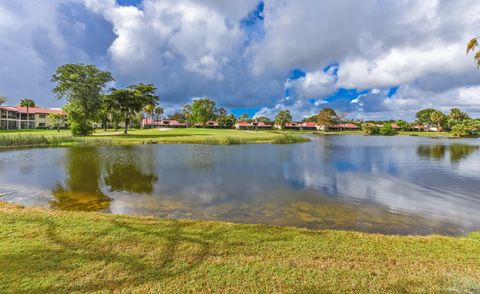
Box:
[0, 128, 309, 147]
[0, 202, 479, 293]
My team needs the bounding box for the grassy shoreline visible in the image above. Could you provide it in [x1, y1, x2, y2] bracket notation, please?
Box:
[0, 128, 309, 148]
[1, 202, 480, 293]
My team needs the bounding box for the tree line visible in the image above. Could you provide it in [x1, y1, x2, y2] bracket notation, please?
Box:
[1, 63, 479, 137]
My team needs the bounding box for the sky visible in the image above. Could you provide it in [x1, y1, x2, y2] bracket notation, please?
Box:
[1, 0, 480, 120]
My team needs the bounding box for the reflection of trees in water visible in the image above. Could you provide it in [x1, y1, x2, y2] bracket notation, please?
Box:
[103, 147, 158, 194]
[449, 144, 479, 162]
[417, 144, 478, 162]
[417, 145, 446, 160]
[51, 148, 111, 211]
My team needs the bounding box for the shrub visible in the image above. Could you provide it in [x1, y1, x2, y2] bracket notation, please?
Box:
[362, 124, 380, 135]
[451, 119, 480, 137]
[379, 123, 398, 136]
[272, 134, 310, 144]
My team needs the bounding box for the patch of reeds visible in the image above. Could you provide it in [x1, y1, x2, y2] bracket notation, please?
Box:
[0, 135, 112, 147]
[272, 134, 310, 144]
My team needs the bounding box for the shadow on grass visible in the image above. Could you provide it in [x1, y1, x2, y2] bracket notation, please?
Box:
[0, 218, 216, 293]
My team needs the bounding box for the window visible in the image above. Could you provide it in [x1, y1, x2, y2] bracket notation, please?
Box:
[39, 114, 46, 119]
[39, 123, 46, 127]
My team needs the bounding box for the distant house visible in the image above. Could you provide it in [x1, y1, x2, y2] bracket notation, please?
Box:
[391, 123, 402, 130]
[0, 106, 66, 129]
[411, 125, 427, 131]
[205, 120, 220, 128]
[235, 121, 252, 130]
[252, 121, 273, 129]
[329, 123, 360, 131]
[285, 122, 301, 130]
[301, 122, 318, 130]
[142, 119, 186, 128]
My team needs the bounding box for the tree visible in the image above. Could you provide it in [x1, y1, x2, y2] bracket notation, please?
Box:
[274, 110, 292, 129]
[467, 38, 480, 67]
[317, 108, 337, 129]
[0, 96, 6, 105]
[239, 113, 250, 121]
[396, 120, 408, 130]
[216, 107, 228, 126]
[415, 109, 437, 131]
[51, 64, 114, 136]
[191, 97, 217, 126]
[447, 108, 469, 129]
[362, 124, 380, 135]
[19, 98, 36, 129]
[379, 123, 398, 136]
[430, 110, 446, 132]
[168, 112, 186, 122]
[48, 113, 67, 132]
[451, 119, 480, 137]
[255, 116, 273, 124]
[108, 84, 159, 134]
[144, 104, 155, 121]
[182, 104, 194, 127]
[154, 106, 164, 121]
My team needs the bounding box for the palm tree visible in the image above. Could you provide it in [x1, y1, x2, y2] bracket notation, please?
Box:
[154, 106, 164, 122]
[144, 104, 155, 121]
[19, 98, 35, 129]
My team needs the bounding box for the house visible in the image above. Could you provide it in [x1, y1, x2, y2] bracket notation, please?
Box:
[235, 121, 252, 130]
[285, 122, 301, 130]
[142, 119, 186, 128]
[0, 106, 66, 129]
[301, 122, 318, 130]
[411, 125, 427, 131]
[254, 121, 273, 129]
[205, 120, 220, 128]
[391, 123, 402, 130]
[329, 123, 360, 131]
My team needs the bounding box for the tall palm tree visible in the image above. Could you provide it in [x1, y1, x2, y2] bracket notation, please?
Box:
[19, 98, 35, 129]
[154, 106, 164, 122]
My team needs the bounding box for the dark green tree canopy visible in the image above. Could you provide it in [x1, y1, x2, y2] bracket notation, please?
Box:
[108, 83, 159, 134]
[51, 64, 114, 136]
[317, 108, 338, 127]
[19, 98, 35, 108]
[275, 110, 292, 128]
[191, 97, 217, 126]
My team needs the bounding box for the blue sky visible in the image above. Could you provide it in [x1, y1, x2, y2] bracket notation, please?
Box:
[1, 0, 480, 120]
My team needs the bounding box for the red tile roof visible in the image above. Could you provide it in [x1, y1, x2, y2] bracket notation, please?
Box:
[302, 122, 317, 127]
[236, 121, 251, 126]
[142, 119, 185, 126]
[333, 123, 359, 129]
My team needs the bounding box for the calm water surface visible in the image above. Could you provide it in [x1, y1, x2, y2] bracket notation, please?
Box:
[1, 135, 480, 235]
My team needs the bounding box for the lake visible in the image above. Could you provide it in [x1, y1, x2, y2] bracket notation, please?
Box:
[1, 134, 480, 235]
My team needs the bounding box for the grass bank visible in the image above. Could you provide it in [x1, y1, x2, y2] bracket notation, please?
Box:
[0, 128, 309, 147]
[1, 202, 480, 293]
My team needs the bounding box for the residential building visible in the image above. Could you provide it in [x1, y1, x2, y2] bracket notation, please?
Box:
[0, 106, 66, 130]
[142, 119, 186, 128]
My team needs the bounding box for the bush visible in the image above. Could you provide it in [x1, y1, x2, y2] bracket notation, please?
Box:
[362, 124, 380, 135]
[379, 123, 398, 136]
[70, 121, 94, 136]
[451, 119, 480, 137]
[272, 134, 310, 144]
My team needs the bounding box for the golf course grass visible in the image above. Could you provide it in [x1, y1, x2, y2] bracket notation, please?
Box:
[0, 128, 309, 147]
[1, 202, 480, 293]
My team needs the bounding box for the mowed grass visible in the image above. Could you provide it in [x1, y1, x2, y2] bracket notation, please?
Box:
[0, 128, 309, 147]
[1, 203, 480, 293]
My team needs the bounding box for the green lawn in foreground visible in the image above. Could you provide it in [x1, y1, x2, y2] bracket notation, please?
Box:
[0, 128, 308, 146]
[1, 203, 479, 293]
